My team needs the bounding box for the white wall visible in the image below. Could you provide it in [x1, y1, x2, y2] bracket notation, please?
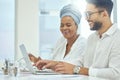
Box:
[117, 0, 120, 27]
[0, 0, 15, 60]
[15, 0, 39, 60]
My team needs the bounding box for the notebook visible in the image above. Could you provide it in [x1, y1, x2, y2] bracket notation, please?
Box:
[19, 44, 58, 75]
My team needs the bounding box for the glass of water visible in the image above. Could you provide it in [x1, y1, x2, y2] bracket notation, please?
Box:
[8, 60, 19, 77]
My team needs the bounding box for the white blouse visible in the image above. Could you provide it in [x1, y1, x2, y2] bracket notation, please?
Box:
[51, 35, 86, 65]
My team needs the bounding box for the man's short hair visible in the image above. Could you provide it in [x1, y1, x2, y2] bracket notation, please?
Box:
[86, 0, 113, 17]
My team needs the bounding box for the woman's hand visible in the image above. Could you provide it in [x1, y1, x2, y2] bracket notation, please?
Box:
[34, 60, 59, 70]
[28, 53, 41, 63]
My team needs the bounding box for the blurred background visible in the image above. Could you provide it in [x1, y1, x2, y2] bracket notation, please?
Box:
[0, 0, 119, 67]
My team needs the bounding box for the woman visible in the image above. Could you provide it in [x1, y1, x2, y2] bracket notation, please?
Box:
[30, 4, 86, 66]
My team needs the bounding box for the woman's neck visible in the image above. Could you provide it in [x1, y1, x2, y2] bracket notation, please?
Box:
[67, 34, 79, 46]
[64, 34, 79, 57]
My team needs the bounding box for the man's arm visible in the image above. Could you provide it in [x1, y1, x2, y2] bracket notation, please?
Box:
[79, 67, 89, 75]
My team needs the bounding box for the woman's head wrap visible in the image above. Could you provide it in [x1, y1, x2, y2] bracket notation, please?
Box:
[60, 4, 82, 26]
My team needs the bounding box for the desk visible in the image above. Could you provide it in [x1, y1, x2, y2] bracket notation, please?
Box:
[0, 71, 111, 80]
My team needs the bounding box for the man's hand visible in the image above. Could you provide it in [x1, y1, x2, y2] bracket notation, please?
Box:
[54, 62, 75, 74]
[79, 67, 89, 75]
[54, 62, 89, 75]
[34, 60, 89, 75]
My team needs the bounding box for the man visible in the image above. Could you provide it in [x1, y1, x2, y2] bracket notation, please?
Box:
[34, 0, 120, 79]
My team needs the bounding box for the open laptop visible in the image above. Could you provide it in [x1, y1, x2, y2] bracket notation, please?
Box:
[19, 44, 59, 75]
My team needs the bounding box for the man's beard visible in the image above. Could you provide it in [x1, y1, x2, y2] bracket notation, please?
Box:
[90, 21, 102, 30]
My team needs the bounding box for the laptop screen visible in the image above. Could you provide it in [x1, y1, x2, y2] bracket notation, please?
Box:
[19, 44, 35, 74]
[19, 44, 59, 75]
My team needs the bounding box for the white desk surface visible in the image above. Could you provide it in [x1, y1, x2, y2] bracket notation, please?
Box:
[0, 71, 111, 80]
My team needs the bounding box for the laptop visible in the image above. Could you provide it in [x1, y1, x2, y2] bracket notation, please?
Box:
[19, 44, 59, 75]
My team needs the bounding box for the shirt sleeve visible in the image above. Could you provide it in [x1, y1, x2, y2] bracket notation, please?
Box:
[67, 37, 86, 65]
[69, 54, 84, 66]
[89, 67, 120, 79]
[89, 40, 120, 79]
[50, 37, 65, 59]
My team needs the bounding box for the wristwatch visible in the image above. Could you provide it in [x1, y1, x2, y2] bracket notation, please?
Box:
[73, 66, 80, 74]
